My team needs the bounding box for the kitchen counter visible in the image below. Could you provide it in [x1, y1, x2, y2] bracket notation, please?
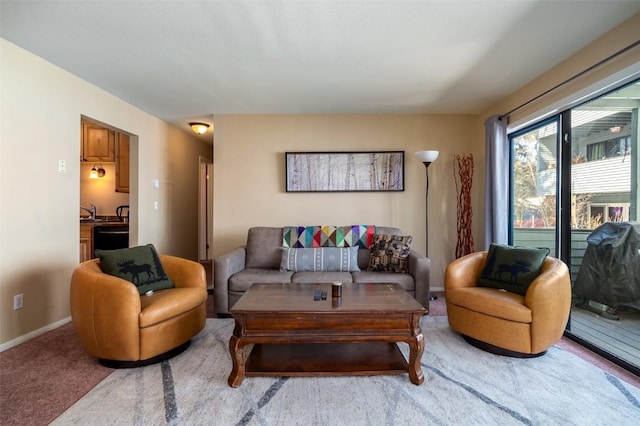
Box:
[80, 215, 128, 226]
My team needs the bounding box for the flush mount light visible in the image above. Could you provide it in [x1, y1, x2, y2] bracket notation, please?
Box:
[90, 164, 106, 179]
[189, 122, 210, 135]
[609, 126, 622, 133]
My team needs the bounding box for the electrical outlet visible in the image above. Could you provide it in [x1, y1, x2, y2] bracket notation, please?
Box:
[58, 160, 66, 173]
[13, 294, 23, 310]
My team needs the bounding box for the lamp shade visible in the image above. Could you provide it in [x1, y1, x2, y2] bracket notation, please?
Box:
[415, 150, 439, 163]
[189, 122, 210, 135]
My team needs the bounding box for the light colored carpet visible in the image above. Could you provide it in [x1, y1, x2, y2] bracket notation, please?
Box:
[53, 317, 640, 425]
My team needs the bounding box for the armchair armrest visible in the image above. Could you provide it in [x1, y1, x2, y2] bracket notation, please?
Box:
[70, 260, 141, 360]
[445, 251, 488, 291]
[408, 249, 431, 309]
[159, 254, 206, 290]
[213, 247, 247, 314]
[525, 257, 572, 353]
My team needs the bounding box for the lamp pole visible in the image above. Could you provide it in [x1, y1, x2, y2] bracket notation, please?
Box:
[422, 161, 433, 258]
[415, 150, 439, 303]
[415, 151, 439, 259]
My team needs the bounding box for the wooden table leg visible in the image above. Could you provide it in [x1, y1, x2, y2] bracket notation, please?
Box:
[228, 335, 247, 388]
[407, 332, 425, 385]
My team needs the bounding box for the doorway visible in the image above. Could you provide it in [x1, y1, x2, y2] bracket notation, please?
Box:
[199, 157, 213, 262]
[79, 115, 137, 259]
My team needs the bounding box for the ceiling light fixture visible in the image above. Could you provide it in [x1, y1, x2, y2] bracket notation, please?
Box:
[609, 126, 622, 133]
[190, 122, 210, 135]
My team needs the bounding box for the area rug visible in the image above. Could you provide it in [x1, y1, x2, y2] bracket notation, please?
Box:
[52, 317, 640, 425]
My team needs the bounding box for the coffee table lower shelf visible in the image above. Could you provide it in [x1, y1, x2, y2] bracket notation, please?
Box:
[244, 342, 408, 377]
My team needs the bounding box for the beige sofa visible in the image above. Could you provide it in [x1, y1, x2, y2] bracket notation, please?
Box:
[213, 226, 431, 314]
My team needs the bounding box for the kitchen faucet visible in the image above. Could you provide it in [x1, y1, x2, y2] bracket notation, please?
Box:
[80, 204, 97, 220]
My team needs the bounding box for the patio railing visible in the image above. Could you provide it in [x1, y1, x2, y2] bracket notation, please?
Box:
[513, 228, 592, 284]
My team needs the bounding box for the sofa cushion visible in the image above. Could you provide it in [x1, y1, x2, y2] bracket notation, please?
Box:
[367, 234, 413, 273]
[229, 269, 295, 293]
[477, 243, 550, 295]
[352, 271, 415, 291]
[282, 225, 376, 248]
[280, 247, 360, 272]
[291, 271, 353, 283]
[245, 227, 284, 269]
[98, 244, 174, 295]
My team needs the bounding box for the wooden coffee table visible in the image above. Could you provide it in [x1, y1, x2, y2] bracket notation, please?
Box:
[228, 282, 427, 387]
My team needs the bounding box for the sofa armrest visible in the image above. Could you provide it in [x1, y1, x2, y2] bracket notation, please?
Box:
[159, 254, 206, 290]
[70, 261, 142, 360]
[213, 247, 247, 314]
[408, 250, 431, 310]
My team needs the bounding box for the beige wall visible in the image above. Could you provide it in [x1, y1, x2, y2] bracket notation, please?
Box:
[212, 114, 480, 291]
[211, 15, 640, 297]
[0, 39, 212, 347]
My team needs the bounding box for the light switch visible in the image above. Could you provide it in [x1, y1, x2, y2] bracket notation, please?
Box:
[153, 179, 160, 188]
[154, 201, 159, 210]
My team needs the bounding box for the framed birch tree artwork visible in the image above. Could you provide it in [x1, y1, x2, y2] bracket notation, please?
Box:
[285, 151, 405, 192]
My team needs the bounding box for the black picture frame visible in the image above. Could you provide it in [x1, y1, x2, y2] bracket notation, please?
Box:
[285, 151, 405, 192]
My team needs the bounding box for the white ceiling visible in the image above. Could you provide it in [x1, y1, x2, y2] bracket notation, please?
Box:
[2, 1, 639, 135]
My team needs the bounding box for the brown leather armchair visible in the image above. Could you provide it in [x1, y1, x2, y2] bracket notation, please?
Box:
[445, 251, 571, 357]
[70, 254, 208, 367]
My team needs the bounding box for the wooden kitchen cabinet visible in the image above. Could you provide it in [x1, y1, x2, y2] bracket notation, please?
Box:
[80, 225, 93, 263]
[115, 132, 130, 193]
[82, 121, 115, 162]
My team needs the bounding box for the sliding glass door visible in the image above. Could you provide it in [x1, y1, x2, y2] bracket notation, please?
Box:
[510, 119, 558, 256]
[567, 83, 639, 372]
[509, 80, 640, 374]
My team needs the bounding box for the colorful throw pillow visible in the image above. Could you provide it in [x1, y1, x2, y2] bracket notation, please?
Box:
[98, 244, 174, 295]
[282, 225, 376, 248]
[477, 243, 550, 295]
[367, 234, 413, 273]
[279, 247, 360, 272]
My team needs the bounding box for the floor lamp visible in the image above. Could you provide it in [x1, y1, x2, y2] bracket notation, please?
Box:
[415, 150, 439, 301]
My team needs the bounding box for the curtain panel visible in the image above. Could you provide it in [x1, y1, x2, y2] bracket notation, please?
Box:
[483, 115, 509, 248]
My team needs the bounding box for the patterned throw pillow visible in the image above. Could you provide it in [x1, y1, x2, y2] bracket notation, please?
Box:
[282, 225, 376, 248]
[279, 247, 360, 272]
[367, 234, 413, 273]
[98, 244, 174, 295]
[477, 243, 550, 295]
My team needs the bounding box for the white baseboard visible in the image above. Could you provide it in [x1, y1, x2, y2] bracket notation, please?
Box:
[431, 286, 444, 292]
[0, 316, 71, 352]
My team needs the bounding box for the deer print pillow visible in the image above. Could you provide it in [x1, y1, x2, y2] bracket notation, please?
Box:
[477, 244, 550, 295]
[97, 244, 174, 295]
